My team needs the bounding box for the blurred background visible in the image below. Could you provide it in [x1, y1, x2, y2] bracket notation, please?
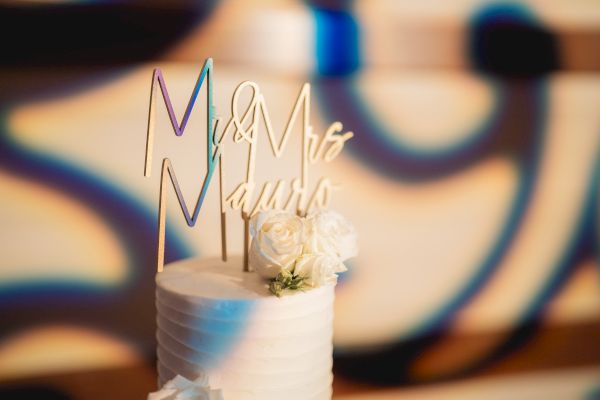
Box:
[0, 0, 599, 399]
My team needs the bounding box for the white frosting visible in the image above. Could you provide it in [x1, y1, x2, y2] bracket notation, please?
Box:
[148, 374, 223, 400]
[155, 256, 334, 400]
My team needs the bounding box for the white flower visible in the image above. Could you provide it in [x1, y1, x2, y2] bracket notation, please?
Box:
[249, 210, 305, 279]
[148, 375, 223, 400]
[305, 210, 358, 262]
[293, 253, 346, 288]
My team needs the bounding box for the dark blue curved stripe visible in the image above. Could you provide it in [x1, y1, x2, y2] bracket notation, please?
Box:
[523, 138, 600, 319]
[309, 3, 510, 181]
[411, 81, 549, 336]
[438, 145, 600, 380]
[0, 82, 192, 346]
[315, 75, 506, 181]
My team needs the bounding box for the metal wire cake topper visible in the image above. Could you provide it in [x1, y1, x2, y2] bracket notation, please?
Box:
[145, 58, 353, 273]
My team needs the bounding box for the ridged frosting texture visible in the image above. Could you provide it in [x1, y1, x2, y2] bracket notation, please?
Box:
[155, 256, 334, 400]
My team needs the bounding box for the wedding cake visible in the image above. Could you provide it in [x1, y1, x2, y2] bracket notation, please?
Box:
[149, 210, 357, 400]
[144, 57, 357, 400]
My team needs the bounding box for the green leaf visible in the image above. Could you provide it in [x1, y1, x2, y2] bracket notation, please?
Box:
[269, 270, 307, 297]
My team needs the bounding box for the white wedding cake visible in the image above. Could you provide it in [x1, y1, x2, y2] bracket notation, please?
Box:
[155, 256, 334, 400]
[143, 57, 357, 399]
[149, 210, 357, 400]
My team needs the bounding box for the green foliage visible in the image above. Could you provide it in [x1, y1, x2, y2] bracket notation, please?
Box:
[269, 269, 307, 297]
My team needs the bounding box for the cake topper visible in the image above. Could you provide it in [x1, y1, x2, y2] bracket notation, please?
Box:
[145, 58, 353, 273]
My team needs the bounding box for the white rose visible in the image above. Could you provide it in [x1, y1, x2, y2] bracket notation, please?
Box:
[148, 375, 223, 400]
[293, 253, 347, 288]
[249, 210, 305, 279]
[306, 210, 358, 262]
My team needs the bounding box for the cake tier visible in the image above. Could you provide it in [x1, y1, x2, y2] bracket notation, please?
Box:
[156, 256, 334, 400]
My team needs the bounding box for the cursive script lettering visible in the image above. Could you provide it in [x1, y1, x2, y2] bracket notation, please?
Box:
[146, 59, 353, 272]
[216, 81, 352, 219]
